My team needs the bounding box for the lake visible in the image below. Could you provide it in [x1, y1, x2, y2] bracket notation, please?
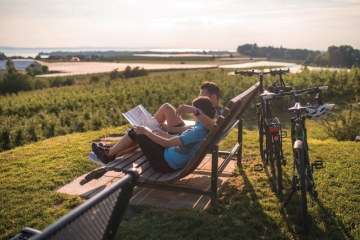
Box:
[0, 47, 236, 58]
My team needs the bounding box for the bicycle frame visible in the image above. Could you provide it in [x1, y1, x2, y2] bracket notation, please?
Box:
[234, 69, 290, 194]
[289, 97, 317, 200]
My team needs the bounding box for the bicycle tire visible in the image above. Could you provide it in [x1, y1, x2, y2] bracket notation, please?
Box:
[296, 147, 309, 234]
[272, 140, 283, 194]
[258, 108, 266, 163]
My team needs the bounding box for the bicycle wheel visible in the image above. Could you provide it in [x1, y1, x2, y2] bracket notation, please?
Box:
[271, 140, 283, 194]
[258, 109, 266, 163]
[296, 147, 309, 234]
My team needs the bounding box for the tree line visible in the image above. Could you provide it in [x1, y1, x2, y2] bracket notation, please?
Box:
[237, 43, 320, 61]
[237, 44, 360, 68]
[304, 45, 360, 69]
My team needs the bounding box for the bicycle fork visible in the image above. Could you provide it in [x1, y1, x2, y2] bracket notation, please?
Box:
[283, 140, 318, 209]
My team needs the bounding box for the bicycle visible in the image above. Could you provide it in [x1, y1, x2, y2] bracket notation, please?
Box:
[234, 68, 292, 194]
[261, 86, 334, 233]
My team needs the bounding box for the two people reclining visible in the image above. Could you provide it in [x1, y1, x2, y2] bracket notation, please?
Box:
[92, 82, 222, 173]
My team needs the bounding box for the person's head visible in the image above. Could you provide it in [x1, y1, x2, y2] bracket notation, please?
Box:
[192, 96, 216, 119]
[199, 82, 220, 107]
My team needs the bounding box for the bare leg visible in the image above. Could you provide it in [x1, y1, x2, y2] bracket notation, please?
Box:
[153, 103, 184, 126]
[107, 134, 136, 157]
[106, 104, 183, 158]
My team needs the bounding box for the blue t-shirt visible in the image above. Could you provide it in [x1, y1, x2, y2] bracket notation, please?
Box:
[164, 121, 209, 170]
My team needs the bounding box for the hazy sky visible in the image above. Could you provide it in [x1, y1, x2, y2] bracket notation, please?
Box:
[1, 0, 359, 51]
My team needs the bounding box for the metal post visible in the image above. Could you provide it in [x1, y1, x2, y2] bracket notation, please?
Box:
[237, 119, 243, 166]
[211, 145, 219, 204]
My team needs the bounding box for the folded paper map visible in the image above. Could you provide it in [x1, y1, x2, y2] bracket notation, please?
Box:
[122, 105, 161, 130]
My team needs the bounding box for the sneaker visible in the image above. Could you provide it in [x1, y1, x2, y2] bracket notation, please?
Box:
[97, 147, 115, 164]
[92, 142, 110, 157]
[98, 142, 110, 148]
[92, 142, 101, 157]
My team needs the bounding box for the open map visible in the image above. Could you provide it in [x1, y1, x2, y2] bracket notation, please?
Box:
[122, 105, 161, 130]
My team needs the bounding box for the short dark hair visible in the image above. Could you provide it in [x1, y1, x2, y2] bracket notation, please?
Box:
[200, 82, 220, 100]
[192, 96, 216, 118]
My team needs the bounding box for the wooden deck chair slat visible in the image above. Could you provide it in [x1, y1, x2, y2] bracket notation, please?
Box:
[139, 164, 158, 181]
[123, 154, 148, 170]
[105, 150, 141, 169]
[146, 171, 166, 184]
[106, 151, 144, 171]
[136, 161, 152, 175]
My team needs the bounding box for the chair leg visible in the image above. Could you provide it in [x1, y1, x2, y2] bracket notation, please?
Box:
[211, 145, 219, 205]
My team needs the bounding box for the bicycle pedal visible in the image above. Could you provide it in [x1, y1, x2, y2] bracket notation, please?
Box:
[263, 151, 267, 159]
[254, 164, 264, 171]
[312, 159, 325, 170]
[312, 190, 318, 199]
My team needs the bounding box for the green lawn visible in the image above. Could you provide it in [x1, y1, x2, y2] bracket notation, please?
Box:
[0, 121, 359, 240]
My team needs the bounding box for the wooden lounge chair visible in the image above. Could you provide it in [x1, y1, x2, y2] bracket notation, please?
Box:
[10, 169, 139, 240]
[81, 82, 260, 204]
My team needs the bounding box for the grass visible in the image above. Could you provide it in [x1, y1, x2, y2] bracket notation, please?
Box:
[0, 119, 359, 240]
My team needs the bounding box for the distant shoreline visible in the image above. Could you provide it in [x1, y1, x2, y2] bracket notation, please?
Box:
[0, 46, 237, 58]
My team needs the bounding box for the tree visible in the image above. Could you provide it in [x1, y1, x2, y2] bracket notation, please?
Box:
[42, 65, 49, 73]
[0, 52, 7, 60]
[308, 45, 360, 68]
[123, 66, 132, 79]
[6, 59, 16, 74]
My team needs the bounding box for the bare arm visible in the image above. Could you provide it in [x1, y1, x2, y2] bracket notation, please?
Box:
[160, 123, 192, 134]
[194, 112, 216, 130]
[152, 128, 176, 138]
[176, 104, 216, 130]
[134, 126, 182, 147]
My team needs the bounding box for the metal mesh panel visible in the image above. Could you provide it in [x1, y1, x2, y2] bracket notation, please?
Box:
[28, 170, 138, 240]
[46, 189, 119, 240]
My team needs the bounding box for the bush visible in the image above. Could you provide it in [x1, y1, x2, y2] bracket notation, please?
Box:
[62, 77, 75, 86]
[34, 78, 49, 90]
[123, 66, 148, 79]
[49, 77, 75, 87]
[0, 130, 11, 151]
[110, 68, 122, 80]
[90, 76, 100, 83]
[320, 104, 360, 141]
[0, 72, 33, 94]
[49, 77, 63, 87]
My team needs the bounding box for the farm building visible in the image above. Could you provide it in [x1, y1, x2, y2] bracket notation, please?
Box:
[0, 59, 43, 77]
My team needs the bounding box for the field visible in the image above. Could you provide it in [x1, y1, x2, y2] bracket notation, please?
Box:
[0, 68, 359, 239]
[36, 60, 218, 77]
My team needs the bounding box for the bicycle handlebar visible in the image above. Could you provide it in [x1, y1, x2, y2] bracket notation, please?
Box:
[269, 68, 290, 77]
[260, 86, 328, 100]
[233, 68, 290, 77]
[233, 69, 270, 76]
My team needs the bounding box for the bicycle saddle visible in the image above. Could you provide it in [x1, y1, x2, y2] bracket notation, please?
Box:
[288, 102, 307, 112]
[268, 85, 293, 93]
